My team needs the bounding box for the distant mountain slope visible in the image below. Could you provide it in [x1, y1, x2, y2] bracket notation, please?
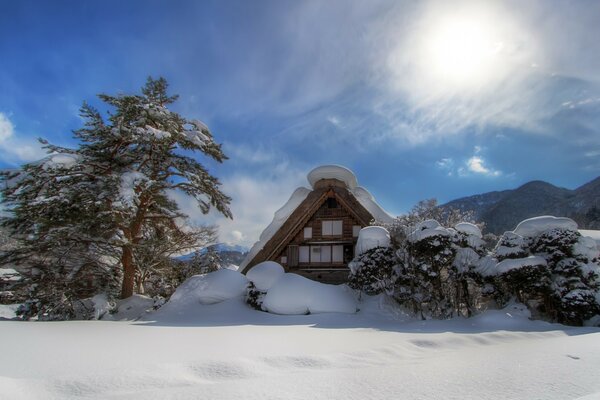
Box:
[442, 176, 600, 234]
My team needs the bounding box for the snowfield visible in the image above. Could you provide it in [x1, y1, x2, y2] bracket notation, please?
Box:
[2, 298, 600, 400]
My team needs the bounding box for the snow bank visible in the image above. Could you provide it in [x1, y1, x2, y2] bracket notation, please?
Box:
[307, 165, 358, 189]
[574, 236, 600, 261]
[495, 256, 548, 275]
[0, 303, 20, 319]
[240, 187, 311, 270]
[169, 269, 249, 306]
[246, 261, 285, 291]
[454, 222, 482, 238]
[513, 216, 578, 237]
[109, 294, 154, 320]
[262, 273, 357, 315]
[355, 226, 391, 256]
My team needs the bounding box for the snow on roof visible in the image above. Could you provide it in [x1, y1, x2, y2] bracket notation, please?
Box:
[240, 166, 394, 270]
[307, 165, 357, 189]
[512, 216, 578, 237]
[240, 187, 311, 270]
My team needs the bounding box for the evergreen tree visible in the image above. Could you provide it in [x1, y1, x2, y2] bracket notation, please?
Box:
[0, 77, 232, 307]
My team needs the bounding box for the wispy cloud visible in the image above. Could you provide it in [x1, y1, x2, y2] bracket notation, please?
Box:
[170, 164, 307, 247]
[0, 113, 46, 164]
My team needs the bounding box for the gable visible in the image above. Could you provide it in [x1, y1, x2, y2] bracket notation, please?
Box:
[240, 184, 375, 273]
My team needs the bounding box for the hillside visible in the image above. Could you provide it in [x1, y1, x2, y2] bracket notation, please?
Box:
[443, 176, 600, 234]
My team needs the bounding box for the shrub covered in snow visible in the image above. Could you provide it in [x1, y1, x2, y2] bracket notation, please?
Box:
[348, 246, 397, 295]
[261, 273, 356, 315]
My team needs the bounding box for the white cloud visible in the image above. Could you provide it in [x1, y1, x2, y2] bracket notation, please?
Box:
[0, 112, 46, 164]
[169, 165, 307, 248]
[466, 156, 502, 177]
[0, 113, 15, 142]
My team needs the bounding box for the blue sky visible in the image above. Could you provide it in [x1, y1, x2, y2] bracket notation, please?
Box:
[1, 0, 599, 246]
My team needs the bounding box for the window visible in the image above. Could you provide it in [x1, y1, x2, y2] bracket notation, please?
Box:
[353, 225, 361, 237]
[332, 245, 343, 263]
[322, 220, 343, 236]
[299, 246, 310, 263]
[304, 227, 312, 239]
[281, 256, 287, 264]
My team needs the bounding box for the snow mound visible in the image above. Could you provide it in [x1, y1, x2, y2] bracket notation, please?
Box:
[262, 273, 357, 315]
[307, 165, 358, 189]
[246, 261, 285, 291]
[574, 236, 600, 261]
[169, 269, 249, 306]
[356, 226, 391, 256]
[454, 222, 482, 238]
[408, 219, 451, 242]
[513, 216, 578, 237]
[41, 153, 80, 170]
[495, 256, 548, 275]
[110, 294, 154, 320]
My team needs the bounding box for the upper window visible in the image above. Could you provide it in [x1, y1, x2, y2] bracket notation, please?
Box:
[327, 197, 338, 208]
[322, 220, 343, 236]
[304, 227, 313, 239]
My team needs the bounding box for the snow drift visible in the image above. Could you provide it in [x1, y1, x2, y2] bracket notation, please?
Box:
[168, 269, 249, 306]
[262, 273, 357, 315]
[246, 261, 285, 291]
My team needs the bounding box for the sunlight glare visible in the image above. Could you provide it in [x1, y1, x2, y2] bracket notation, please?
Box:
[427, 18, 503, 85]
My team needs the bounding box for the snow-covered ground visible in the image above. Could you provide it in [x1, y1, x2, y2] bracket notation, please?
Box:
[2, 297, 600, 400]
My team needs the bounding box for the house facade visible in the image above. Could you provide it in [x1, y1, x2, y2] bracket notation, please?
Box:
[240, 166, 393, 284]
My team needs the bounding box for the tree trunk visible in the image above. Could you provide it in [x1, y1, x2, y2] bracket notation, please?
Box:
[121, 245, 135, 299]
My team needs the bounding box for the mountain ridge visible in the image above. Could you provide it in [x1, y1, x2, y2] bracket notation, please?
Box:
[442, 176, 600, 234]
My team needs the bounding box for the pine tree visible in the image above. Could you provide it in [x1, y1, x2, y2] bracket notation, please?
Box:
[0, 77, 232, 307]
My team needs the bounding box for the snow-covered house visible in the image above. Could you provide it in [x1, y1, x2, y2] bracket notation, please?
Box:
[240, 165, 393, 284]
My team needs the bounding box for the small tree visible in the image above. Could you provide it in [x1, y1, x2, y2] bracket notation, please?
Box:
[348, 246, 397, 295]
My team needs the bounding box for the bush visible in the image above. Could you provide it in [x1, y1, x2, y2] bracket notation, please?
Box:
[348, 247, 397, 295]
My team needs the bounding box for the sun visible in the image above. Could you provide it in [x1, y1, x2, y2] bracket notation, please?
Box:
[425, 17, 503, 86]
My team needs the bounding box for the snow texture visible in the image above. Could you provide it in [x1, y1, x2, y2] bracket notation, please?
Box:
[0, 303, 19, 319]
[261, 273, 357, 315]
[495, 256, 548, 275]
[2, 297, 600, 400]
[476, 255, 500, 277]
[41, 153, 80, 170]
[246, 261, 285, 291]
[307, 165, 358, 189]
[580, 229, 600, 247]
[408, 219, 451, 242]
[107, 294, 154, 321]
[355, 226, 391, 256]
[168, 269, 249, 306]
[0, 268, 22, 282]
[574, 236, 600, 262]
[454, 222, 482, 238]
[241, 165, 393, 270]
[513, 216, 578, 237]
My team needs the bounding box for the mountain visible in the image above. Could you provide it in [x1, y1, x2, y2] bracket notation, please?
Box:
[442, 176, 600, 234]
